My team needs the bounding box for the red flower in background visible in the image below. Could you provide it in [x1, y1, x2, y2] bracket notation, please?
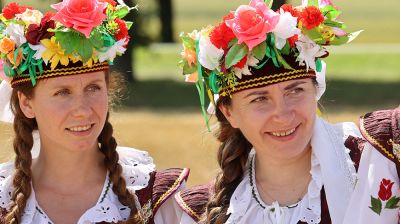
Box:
[114, 18, 130, 42]
[280, 4, 300, 18]
[209, 13, 235, 50]
[378, 179, 394, 201]
[288, 34, 298, 47]
[300, 6, 324, 30]
[26, 14, 56, 45]
[2, 2, 33, 20]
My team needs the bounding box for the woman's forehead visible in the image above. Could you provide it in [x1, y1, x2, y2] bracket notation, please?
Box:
[236, 79, 313, 97]
[37, 71, 106, 88]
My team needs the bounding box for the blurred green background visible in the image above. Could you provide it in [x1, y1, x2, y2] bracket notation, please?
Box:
[0, 0, 399, 185]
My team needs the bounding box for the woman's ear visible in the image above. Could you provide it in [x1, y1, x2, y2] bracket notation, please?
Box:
[218, 104, 239, 128]
[17, 92, 35, 119]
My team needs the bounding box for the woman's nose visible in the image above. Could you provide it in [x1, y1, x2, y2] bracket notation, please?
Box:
[271, 97, 295, 124]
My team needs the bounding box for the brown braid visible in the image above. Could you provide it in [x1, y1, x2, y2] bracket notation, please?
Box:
[5, 86, 37, 224]
[98, 113, 143, 224]
[204, 96, 252, 224]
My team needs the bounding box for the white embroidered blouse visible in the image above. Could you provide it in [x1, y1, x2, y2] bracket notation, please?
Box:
[0, 146, 183, 224]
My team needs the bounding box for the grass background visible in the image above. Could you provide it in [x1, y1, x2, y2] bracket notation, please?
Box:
[0, 0, 399, 185]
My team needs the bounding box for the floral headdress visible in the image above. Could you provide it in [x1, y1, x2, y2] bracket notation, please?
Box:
[179, 0, 361, 128]
[0, 0, 135, 87]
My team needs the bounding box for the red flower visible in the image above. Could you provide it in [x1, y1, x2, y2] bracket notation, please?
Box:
[300, 6, 324, 30]
[234, 56, 247, 69]
[26, 15, 56, 45]
[43, 11, 56, 22]
[280, 4, 300, 18]
[378, 179, 394, 201]
[114, 18, 130, 41]
[210, 13, 235, 50]
[2, 2, 32, 20]
[99, 0, 117, 7]
[288, 34, 298, 47]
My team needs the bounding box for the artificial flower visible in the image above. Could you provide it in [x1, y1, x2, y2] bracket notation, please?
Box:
[280, 4, 300, 18]
[234, 55, 259, 79]
[185, 72, 198, 83]
[198, 34, 224, 71]
[0, 37, 15, 54]
[332, 27, 347, 36]
[209, 13, 235, 50]
[51, 0, 107, 38]
[26, 16, 56, 45]
[300, 6, 324, 30]
[7, 48, 23, 67]
[288, 34, 299, 47]
[0, 60, 12, 83]
[1, 2, 32, 20]
[114, 18, 129, 41]
[273, 9, 301, 49]
[98, 38, 127, 62]
[321, 26, 336, 42]
[295, 34, 327, 70]
[41, 37, 70, 70]
[16, 9, 43, 25]
[4, 24, 26, 47]
[225, 0, 279, 50]
[99, 0, 117, 7]
[29, 43, 48, 64]
[181, 47, 196, 67]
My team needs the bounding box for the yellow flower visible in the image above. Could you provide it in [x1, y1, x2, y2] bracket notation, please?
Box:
[321, 26, 335, 42]
[83, 54, 99, 67]
[41, 37, 69, 70]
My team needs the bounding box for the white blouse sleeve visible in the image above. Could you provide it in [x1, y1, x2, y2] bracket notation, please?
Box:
[343, 143, 400, 224]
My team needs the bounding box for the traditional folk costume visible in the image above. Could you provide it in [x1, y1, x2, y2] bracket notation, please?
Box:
[0, 1, 189, 223]
[173, 0, 384, 223]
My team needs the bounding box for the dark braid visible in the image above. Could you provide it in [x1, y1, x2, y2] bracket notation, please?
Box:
[98, 113, 143, 224]
[205, 97, 252, 224]
[5, 87, 37, 224]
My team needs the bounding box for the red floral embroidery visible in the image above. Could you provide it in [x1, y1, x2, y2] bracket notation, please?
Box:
[378, 178, 394, 201]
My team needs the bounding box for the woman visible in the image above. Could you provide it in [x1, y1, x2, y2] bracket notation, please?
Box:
[0, 1, 188, 223]
[174, 0, 399, 223]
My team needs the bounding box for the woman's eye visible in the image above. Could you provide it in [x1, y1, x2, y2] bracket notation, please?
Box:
[87, 85, 101, 92]
[251, 96, 268, 103]
[289, 87, 304, 95]
[54, 89, 70, 96]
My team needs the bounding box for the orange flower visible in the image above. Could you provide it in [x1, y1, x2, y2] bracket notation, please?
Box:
[181, 47, 196, 66]
[0, 37, 15, 54]
[7, 48, 23, 66]
[185, 72, 198, 83]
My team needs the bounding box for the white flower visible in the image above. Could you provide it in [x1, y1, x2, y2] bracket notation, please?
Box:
[5, 24, 26, 47]
[98, 39, 127, 62]
[198, 34, 224, 71]
[295, 35, 327, 71]
[273, 9, 301, 50]
[29, 43, 48, 64]
[234, 55, 259, 79]
[16, 9, 43, 25]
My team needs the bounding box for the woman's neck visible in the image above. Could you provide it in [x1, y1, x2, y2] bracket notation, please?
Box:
[254, 146, 312, 205]
[32, 144, 106, 193]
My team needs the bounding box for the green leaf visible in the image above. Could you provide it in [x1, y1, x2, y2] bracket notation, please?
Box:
[77, 39, 93, 62]
[281, 42, 291, 55]
[324, 20, 346, 29]
[225, 43, 249, 69]
[125, 21, 133, 30]
[321, 6, 342, 20]
[369, 196, 382, 215]
[228, 38, 238, 48]
[114, 6, 130, 18]
[183, 61, 197, 75]
[253, 41, 266, 60]
[90, 30, 104, 49]
[181, 36, 196, 50]
[307, 0, 319, 7]
[385, 196, 400, 209]
[330, 30, 363, 45]
[264, 0, 273, 8]
[55, 31, 82, 55]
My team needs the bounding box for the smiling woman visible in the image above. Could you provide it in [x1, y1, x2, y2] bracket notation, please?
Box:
[0, 1, 188, 224]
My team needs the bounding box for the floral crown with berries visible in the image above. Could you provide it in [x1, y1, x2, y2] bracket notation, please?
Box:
[0, 0, 135, 87]
[179, 0, 361, 128]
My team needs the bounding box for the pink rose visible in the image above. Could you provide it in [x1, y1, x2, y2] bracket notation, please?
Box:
[51, 0, 107, 38]
[225, 0, 279, 50]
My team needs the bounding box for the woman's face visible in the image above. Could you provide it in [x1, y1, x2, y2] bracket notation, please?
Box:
[18, 71, 109, 152]
[220, 78, 317, 160]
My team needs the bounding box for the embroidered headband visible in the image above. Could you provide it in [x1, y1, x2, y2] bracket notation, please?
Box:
[0, 0, 135, 88]
[178, 0, 361, 128]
